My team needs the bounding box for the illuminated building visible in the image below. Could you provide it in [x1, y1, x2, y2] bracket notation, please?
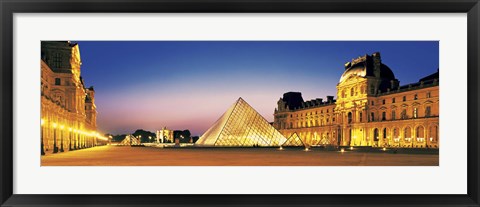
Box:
[196, 98, 287, 147]
[155, 127, 174, 143]
[41, 41, 106, 155]
[274, 52, 439, 148]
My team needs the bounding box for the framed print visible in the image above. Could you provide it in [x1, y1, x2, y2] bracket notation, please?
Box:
[1, 0, 479, 206]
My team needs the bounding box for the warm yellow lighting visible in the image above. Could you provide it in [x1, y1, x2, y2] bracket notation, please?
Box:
[350, 146, 353, 150]
[60, 125, 65, 130]
[68, 127, 72, 132]
[340, 148, 345, 153]
[304, 148, 309, 151]
[279, 146, 283, 150]
[41, 119, 45, 126]
[73, 129, 77, 133]
[382, 147, 387, 151]
[52, 123, 57, 128]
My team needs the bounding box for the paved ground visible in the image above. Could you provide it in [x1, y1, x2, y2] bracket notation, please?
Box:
[41, 145, 439, 166]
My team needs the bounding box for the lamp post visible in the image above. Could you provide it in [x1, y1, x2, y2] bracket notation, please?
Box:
[68, 128, 72, 151]
[73, 129, 77, 150]
[41, 119, 45, 155]
[60, 125, 65, 152]
[53, 123, 58, 153]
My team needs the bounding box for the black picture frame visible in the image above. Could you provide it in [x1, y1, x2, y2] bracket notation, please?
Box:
[1, 0, 479, 206]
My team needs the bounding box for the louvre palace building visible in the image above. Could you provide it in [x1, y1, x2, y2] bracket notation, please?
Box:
[273, 52, 439, 148]
[41, 41, 101, 155]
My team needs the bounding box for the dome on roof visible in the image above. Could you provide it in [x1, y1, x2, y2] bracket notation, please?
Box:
[339, 54, 395, 83]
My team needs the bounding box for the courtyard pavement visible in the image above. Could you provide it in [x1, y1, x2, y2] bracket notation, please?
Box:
[41, 145, 439, 166]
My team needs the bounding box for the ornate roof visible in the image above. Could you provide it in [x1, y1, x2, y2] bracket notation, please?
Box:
[339, 52, 395, 83]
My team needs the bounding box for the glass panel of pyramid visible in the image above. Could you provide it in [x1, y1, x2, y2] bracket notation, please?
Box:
[281, 132, 306, 147]
[119, 135, 141, 145]
[196, 98, 287, 147]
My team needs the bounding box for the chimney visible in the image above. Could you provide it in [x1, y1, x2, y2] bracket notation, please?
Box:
[372, 52, 381, 78]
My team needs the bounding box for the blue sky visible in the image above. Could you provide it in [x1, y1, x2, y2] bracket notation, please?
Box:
[75, 41, 439, 135]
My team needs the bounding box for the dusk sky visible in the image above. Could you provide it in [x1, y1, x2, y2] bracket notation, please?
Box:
[76, 41, 439, 136]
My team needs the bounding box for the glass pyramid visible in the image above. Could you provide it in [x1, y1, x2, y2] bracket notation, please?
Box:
[119, 135, 141, 145]
[196, 98, 287, 147]
[281, 132, 306, 147]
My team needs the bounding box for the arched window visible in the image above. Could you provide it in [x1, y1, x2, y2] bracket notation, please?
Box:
[425, 106, 431, 117]
[391, 110, 396, 120]
[416, 126, 425, 138]
[382, 111, 386, 121]
[383, 128, 387, 139]
[404, 127, 412, 139]
[393, 128, 399, 138]
[429, 125, 438, 142]
[373, 128, 379, 141]
[347, 112, 352, 123]
[401, 109, 407, 119]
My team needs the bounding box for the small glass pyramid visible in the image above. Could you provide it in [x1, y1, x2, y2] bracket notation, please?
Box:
[119, 135, 141, 145]
[196, 98, 287, 147]
[281, 132, 306, 147]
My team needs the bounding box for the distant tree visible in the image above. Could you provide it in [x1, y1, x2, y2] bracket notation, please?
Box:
[173, 130, 192, 143]
[132, 129, 156, 143]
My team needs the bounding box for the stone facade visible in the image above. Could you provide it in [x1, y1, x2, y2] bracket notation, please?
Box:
[41, 41, 104, 155]
[274, 52, 439, 148]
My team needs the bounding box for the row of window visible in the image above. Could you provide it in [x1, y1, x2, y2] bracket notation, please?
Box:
[348, 106, 432, 123]
[371, 92, 432, 106]
[372, 125, 438, 142]
[291, 108, 334, 118]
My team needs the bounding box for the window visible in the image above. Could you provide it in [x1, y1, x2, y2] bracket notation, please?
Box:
[348, 112, 352, 124]
[414, 94, 418, 100]
[382, 112, 386, 121]
[289, 122, 293, 129]
[382, 99, 385, 105]
[401, 109, 407, 119]
[392, 98, 396, 103]
[425, 106, 431, 117]
[53, 53, 62, 68]
[342, 90, 346, 98]
[327, 109, 329, 113]
[383, 128, 387, 139]
[427, 92, 431, 98]
[370, 85, 375, 94]
[370, 112, 375, 122]
[391, 110, 396, 120]
[359, 112, 363, 122]
[413, 107, 418, 118]
[55, 78, 61, 85]
[403, 96, 406, 102]
[332, 117, 335, 122]
[373, 128, 379, 141]
[350, 88, 354, 96]
[326, 118, 329, 124]
[371, 101, 374, 106]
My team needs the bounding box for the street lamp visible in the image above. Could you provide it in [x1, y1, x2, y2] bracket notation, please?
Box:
[52, 123, 58, 153]
[60, 125, 65, 152]
[68, 127, 72, 150]
[73, 129, 78, 150]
